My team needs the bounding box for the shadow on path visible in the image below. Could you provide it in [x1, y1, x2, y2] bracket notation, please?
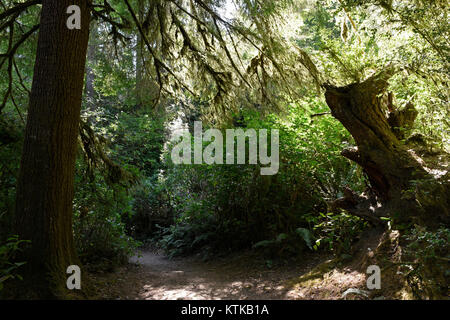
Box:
[122, 251, 326, 300]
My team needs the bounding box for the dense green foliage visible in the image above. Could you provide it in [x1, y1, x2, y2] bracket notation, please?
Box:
[402, 226, 450, 299]
[0, 0, 448, 297]
[0, 236, 29, 291]
[154, 99, 369, 258]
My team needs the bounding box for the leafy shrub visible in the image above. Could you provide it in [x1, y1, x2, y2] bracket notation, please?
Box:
[306, 211, 369, 254]
[0, 114, 23, 242]
[154, 100, 366, 258]
[124, 175, 173, 240]
[153, 196, 250, 259]
[402, 226, 450, 299]
[252, 229, 314, 259]
[108, 112, 166, 177]
[0, 235, 29, 291]
[73, 161, 140, 269]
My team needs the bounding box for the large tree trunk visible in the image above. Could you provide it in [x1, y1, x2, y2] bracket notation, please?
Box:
[324, 68, 449, 228]
[13, 0, 91, 298]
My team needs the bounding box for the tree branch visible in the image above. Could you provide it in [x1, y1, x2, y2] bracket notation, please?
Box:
[0, 0, 40, 21]
[123, 0, 196, 101]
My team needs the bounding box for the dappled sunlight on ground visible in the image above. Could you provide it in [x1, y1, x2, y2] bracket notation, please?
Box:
[131, 252, 295, 300]
[90, 246, 388, 300]
[286, 267, 366, 300]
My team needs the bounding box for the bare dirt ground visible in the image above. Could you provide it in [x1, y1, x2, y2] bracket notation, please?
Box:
[88, 249, 331, 300]
[88, 228, 407, 300]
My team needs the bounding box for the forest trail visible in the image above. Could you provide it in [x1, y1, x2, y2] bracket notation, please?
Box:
[131, 251, 295, 299]
[89, 250, 331, 300]
[88, 229, 391, 300]
[88, 248, 376, 300]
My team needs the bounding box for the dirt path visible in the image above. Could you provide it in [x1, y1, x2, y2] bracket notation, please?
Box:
[90, 250, 330, 300]
[87, 228, 404, 300]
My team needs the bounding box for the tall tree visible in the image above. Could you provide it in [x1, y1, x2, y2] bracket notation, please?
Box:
[13, 0, 91, 298]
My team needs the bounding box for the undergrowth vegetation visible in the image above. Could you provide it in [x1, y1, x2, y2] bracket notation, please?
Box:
[148, 100, 369, 259]
[0, 0, 448, 299]
[402, 226, 450, 299]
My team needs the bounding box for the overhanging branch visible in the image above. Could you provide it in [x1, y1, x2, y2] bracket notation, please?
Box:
[123, 0, 196, 102]
[0, 0, 40, 21]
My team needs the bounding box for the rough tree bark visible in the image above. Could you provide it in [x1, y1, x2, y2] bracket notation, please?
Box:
[13, 0, 91, 298]
[324, 67, 449, 228]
